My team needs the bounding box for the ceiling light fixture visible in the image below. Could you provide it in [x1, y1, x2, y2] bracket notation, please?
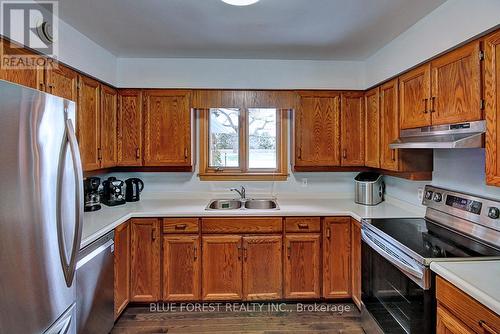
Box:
[221, 0, 260, 6]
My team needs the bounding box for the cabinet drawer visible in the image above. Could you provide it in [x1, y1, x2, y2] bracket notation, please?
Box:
[285, 217, 321, 233]
[201, 218, 282, 234]
[436, 276, 500, 334]
[163, 218, 199, 233]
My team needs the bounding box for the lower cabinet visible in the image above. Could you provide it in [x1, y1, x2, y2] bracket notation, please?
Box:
[130, 218, 161, 302]
[436, 306, 474, 334]
[114, 221, 130, 319]
[323, 217, 351, 299]
[162, 235, 201, 301]
[284, 233, 321, 299]
[202, 235, 243, 300]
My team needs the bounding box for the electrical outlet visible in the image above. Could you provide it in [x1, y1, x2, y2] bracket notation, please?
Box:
[301, 178, 308, 187]
[418, 187, 424, 201]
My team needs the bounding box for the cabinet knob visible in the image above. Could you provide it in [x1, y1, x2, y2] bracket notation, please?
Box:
[326, 227, 331, 239]
[175, 224, 187, 230]
[297, 223, 309, 229]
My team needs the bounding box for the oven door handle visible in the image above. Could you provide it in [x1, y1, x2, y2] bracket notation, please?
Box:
[362, 230, 424, 280]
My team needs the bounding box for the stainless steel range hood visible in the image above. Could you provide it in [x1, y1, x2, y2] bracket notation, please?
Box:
[390, 120, 486, 149]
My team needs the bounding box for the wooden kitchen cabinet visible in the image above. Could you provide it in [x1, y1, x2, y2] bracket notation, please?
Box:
[130, 218, 161, 302]
[117, 89, 143, 166]
[242, 236, 282, 300]
[323, 217, 351, 299]
[294, 92, 341, 168]
[485, 30, 500, 186]
[380, 79, 400, 171]
[45, 62, 78, 101]
[284, 233, 321, 299]
[399, 64, 432, 129]
[162, 235, 200, 301]
[77, 75, 101, 171]
[0, 38, 44, 90]
[430, 41, 482, 126]
[351, 219, 361, 309]
[365, 87, 380, 168]
[341, 92, 365, 166]
[202, 235, 242, 300]
[100, 85, 118, 168]
[436, 306, 474, 334]
[143, 90, 194, 167]
[114, 221, 130, 319]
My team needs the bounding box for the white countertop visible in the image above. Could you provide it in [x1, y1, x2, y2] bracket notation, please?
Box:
[82, 196, 424, 248]
[431, 261, 500, 315]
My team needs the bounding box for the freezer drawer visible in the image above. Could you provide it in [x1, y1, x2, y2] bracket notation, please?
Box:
[76, 231, 114, 334]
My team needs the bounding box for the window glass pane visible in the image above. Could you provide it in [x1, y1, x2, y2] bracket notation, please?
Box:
[248, 108, 277, 169]
[209, 108, 240, 168]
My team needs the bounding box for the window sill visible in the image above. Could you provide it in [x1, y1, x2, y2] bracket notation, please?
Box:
[199, 173, 288, 181]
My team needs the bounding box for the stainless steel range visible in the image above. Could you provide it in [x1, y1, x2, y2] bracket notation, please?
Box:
[361, 185, 500, 334]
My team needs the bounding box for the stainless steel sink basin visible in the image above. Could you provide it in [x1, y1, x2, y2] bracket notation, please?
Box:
[206, 199, 242, 210]
[205, 198, 279, 210]
[244, 199, 278, 210]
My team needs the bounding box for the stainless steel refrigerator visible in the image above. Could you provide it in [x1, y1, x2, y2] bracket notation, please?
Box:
[0, 80, 83, 333]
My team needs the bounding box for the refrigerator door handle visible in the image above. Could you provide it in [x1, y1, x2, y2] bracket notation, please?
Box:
[56, 118, 84, 287]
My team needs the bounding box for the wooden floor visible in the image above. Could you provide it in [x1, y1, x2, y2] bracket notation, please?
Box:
[112, 303, 364, 334]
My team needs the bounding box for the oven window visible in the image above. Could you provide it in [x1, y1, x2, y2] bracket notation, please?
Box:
[362, 241, 435, 334]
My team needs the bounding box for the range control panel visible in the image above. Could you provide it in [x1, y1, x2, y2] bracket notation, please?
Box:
[423, 186, 500, 231]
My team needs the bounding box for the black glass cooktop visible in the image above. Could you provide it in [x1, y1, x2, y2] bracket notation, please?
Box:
[368, 218, 500, 259]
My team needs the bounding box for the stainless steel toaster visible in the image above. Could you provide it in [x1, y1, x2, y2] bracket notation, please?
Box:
[354, 172, 385, 205]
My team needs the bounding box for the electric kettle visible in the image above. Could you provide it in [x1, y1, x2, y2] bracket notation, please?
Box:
[125, 178, 144, 202]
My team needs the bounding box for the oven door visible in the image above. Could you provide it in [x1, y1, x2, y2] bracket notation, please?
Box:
[361, 230, 435, 334]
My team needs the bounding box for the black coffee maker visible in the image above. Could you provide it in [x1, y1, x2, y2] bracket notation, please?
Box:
[101, 177, 126, 206]
[125, 178, 144, 202]
[84, 177, 101, 212]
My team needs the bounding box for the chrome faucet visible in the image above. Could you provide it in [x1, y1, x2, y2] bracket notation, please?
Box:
[230, 186, 246, 200]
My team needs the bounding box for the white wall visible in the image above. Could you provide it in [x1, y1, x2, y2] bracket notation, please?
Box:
[117, 58, 365, 89]
[365, 0, 500, 87]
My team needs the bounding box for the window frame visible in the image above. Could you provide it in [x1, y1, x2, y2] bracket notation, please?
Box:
[199, 107, 288, 181]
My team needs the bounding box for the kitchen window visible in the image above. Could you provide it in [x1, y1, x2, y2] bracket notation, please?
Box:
[199, 107, 288, 180]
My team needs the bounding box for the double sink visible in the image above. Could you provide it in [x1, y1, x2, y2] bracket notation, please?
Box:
[206, 198, 279, 210]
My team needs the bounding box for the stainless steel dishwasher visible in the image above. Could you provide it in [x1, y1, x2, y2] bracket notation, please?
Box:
[76, 231, 114, 334]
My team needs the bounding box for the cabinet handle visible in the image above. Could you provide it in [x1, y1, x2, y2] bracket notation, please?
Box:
[237, 244, 242, 260]
[391, 149, 396, 161]
[243, 247, 248, 261]
[151, 228, 156, 241]
[297, 223, 309, 229]
[423, 98, 428, 114]
[287, 243, 291, 259]
[193, 245, 197, 261]
[479, 320, 498, 334]
[342, 149, 347, 160]
[184, 148, 188, 159]
[97, 148, 102, 161]
[326, 227, 331, 239]
[135, 148, 140, 160]
[430, 96, 436, 113]
[298, 148, 302, 160]
[175, 224, 187, 230]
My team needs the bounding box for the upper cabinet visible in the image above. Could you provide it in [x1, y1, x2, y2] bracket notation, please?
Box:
[399, 64, 432, 129]
[430, 41, 482, 125]
[117, 90, 143, 166]
[294, 92, 341, 168]
[341, 92, 365, 166]
[45, 63, 78, 101]
[78, 75, 101, 171]
[364, 87, 380, 168]
[0, 39, 44, 90]
[100, 85, 118, 168]
[143, 90, 194, 168]
[485, 30, 500, 186]
[380, 79, 400, 171]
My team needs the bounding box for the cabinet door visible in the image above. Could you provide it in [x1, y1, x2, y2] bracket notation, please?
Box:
[77, 76, 101, 171]
[365, 87, 380, 168]
[486, 31, 500, 186]
[284, 234, 320, 299]
[202, 235, 242, 300]
[144, 90, 193, 166]
[340, 92, 365, 166]
[431, 41, 482, 125]
[45, 63, 78, 101]
[436, 306, 474, 334]
[130, 219, 161, 302]
[163, 235, 200, 301]
[295, 92, 340, 167]
[117, 90, 143, 166]
[0, 39, 44, 90]
[100, 85, 118, 168]
[242, 236, 282, 300]
[114, 222, 130, 319]
[399, 64, 432, 129]
[380, 79, 399, 171]
[351, 219, 361, 309]
[323, 217, 351, 299]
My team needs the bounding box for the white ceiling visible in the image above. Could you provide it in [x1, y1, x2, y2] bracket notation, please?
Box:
[58, 0, 446, 60]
